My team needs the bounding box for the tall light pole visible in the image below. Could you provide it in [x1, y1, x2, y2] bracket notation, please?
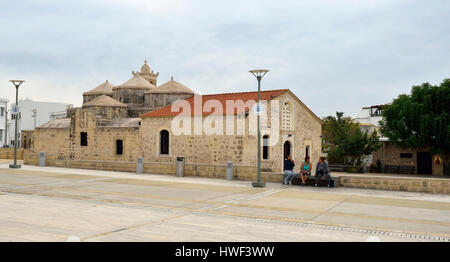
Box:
[31, 109, 37, 129]
[4, 103, 7, 147]
[249, 69, 269, 188]
[9, 80, 25, 169]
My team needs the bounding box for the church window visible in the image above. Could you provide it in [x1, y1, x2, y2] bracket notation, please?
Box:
[116, 140, 123, 155]
[160, 130, 169, 155]
[282, 102, 292, 130]
[263, 135, 269, 160]
[80, 132, 88, 146]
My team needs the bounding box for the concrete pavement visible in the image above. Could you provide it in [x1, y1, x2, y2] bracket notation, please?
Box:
[0, 163, 449, 242]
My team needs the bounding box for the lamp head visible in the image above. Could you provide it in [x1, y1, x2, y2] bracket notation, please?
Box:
[249, 69, 269, 79]
[9, 80, 25, 88]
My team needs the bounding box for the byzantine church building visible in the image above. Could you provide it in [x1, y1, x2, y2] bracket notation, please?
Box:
[27, 61, 322, 180]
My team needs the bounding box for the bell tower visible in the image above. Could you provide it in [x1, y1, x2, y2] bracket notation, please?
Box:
[136, 60, 159, 86]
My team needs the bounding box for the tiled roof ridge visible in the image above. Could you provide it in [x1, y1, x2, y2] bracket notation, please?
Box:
[140, 89, 288, 118]
[200, 89, 289, 97]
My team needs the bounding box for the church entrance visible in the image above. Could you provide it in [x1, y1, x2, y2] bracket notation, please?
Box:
[283, 141, 291, 159]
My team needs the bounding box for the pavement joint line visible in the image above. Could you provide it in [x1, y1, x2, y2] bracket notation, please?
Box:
[11, 177, 115, 190]
[3, 166, 450, 205]
[3, 185, 450, 229]
[2, 169, 450, 241]
[189, 210, 450, 241]
[2, 190, 450, 242]
[81, 212, 191, 241]
[209, 188, 286, 211]
[185, 187, 271, 211]
[204, 188, 282, 211]
[307, 194, 354, 222]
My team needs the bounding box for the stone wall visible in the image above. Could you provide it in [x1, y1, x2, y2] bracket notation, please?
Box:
[68, 109, 142, 162]
[21, 130, 34, 149]
[340, 175, 450, 194]
[0, 148, 24, 159]
[372, 142, 418, 168]
[82, 106, 127, 120]
[144, 93, 193, 109]
[83, 94, 112, 104]
[27, 91, 322, 181]
[33, 128, 70, 162]
[372, 142, 444, 176]
[140, 92, 323, 174]
[22, 156, 276, 182]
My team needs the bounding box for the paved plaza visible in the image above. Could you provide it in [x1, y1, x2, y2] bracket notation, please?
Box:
[0, 161, 449, 242]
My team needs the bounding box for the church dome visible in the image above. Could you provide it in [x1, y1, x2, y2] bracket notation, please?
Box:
[146, 77, 195, 94]
[114, 73, 156, 90]
[83, 80, 114, 96]
[83, 95, 127, 108]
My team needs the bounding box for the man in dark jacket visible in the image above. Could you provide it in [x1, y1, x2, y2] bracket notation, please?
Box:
[283, 155, 296, 185]
[315, 156, 331, 187]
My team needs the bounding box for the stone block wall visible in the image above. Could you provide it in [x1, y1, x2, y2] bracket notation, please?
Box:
[33, 128, 70, 161]
[69, 109, 142, 162]
[372, 142, 418, 168]
[141, 92, 322, 174]
[340, 175, 450, 194]
[0, 148, 25, 159]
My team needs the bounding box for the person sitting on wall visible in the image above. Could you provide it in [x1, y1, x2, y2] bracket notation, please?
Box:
[315, 156, 331, 187]
[299, 156, 312, 185]
[283, 155, 296, 185]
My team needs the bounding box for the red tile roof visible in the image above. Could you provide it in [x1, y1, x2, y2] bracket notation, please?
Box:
[140, 89, 289, 118]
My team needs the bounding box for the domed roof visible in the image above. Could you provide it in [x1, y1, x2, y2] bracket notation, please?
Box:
[114, 73, 156, 90]
[83, 95, 127, 108]
[83, 80, 114, 96]
[146, 77, 195, 94]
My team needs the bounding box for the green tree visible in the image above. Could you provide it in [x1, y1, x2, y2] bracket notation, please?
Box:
[380, 79, 450, 174]
[322, 112, 382, 167]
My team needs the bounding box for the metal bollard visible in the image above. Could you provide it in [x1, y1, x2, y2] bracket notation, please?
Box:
[176, 157, 185, 177]
[136, 157, 143, 174]
[226, 161, 233, 180]
[39, 152, 46, 167]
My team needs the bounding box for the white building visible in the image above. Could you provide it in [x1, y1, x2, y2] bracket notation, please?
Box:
[353, 104, 390, 140]
[353, 104, 390, 165]
[8, 99, 71, 147]
[0, 98, 8, 147]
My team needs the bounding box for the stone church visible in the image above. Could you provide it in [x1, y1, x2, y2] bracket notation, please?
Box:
[26, 61, 322, 181]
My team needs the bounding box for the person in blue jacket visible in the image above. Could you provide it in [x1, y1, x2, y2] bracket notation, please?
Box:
[283, 155, 296, 185]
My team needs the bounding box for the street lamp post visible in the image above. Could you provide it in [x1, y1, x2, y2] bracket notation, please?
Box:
[249, 69, 269, 188]
[31, 109, 37, 129]
[4, 104, 7, 147]
[9, 80, 25, 169]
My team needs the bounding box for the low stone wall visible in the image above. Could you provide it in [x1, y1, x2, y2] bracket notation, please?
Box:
[339, 175, 450, 194]
[25, 152, 449, 194]
[23, 152, 273, 182]
[0, 148, 24, 160]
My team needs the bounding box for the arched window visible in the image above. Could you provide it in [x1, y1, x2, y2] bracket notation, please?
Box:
[263, 135, 269, 160]
[160, 130, 169, 155]
[282, 102, 292, 130]
[283, 141, 291, 159]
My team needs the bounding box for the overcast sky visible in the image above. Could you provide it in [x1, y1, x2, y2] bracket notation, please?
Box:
[0, 0, 449, 118]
